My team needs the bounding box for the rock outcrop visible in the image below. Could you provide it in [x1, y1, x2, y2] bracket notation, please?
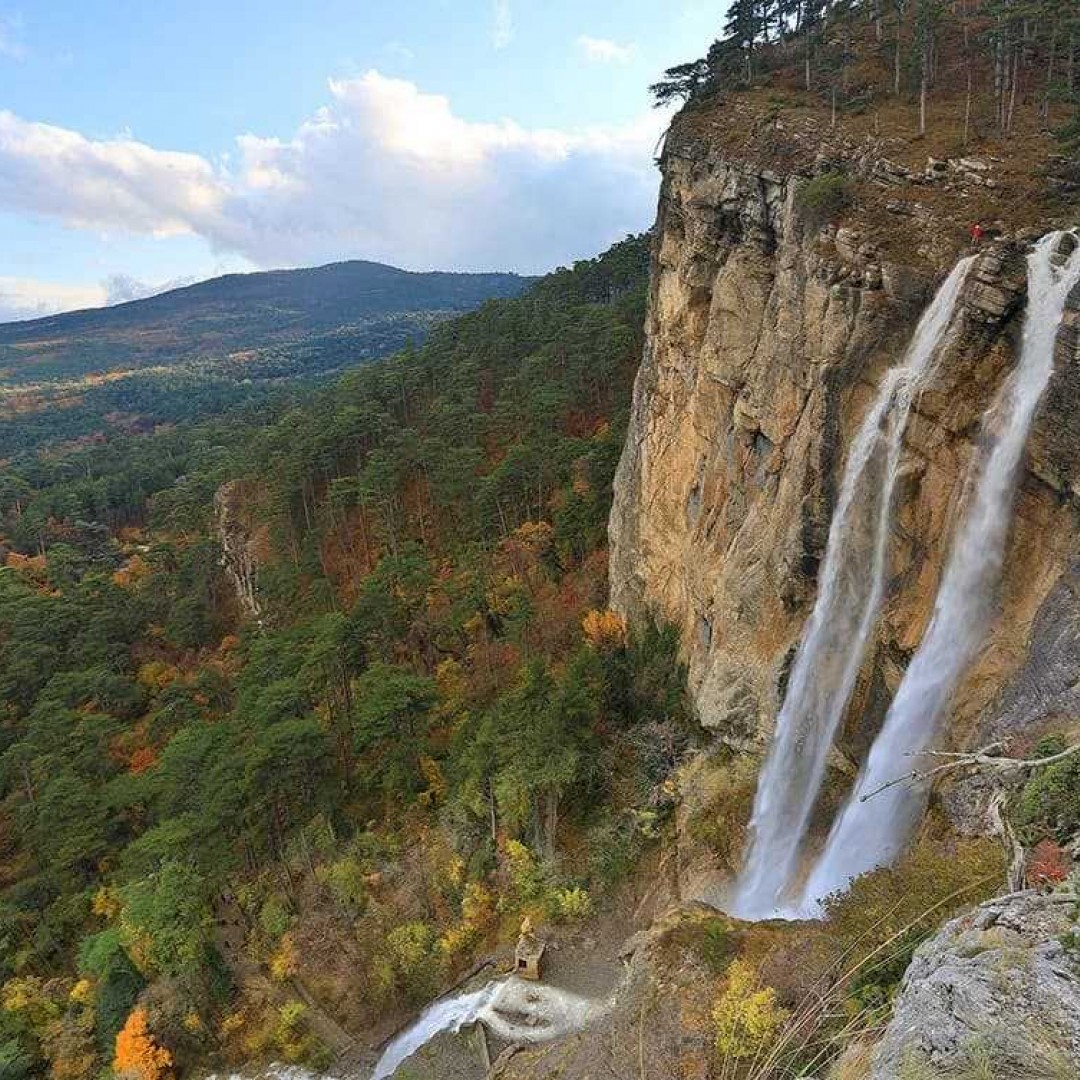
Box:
[870, 891, 1080, 1078]
[609, 106, 1080, 819]
[215, 479, 269, 622]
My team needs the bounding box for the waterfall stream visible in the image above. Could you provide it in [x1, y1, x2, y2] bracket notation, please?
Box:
[728, 256, 976, 920]
[799, 230, 1080, 912]
[371, 976, 609, 1079]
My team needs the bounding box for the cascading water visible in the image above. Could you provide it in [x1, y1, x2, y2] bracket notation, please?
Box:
[728, 256, 976, 920]
[371, 984, 498, 1080]
[370, 977, 609, 1080]
[799, 230, 1080, 914]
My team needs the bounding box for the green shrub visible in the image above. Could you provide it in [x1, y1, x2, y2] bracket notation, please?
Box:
[797, 172, 853, 226]
[683, 755, 759, 872]
[695, 918, 733, 974]
[586, 813, 645, 888]
[1015, 735, 1080, 843]
[258, 893, 294, 940]
[552, 887, 593, 921]
[316, 856, 368, 915]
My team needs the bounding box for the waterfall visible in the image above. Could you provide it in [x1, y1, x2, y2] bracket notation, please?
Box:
[728, 256, 976, 920]
[800, 231, 1080, 913]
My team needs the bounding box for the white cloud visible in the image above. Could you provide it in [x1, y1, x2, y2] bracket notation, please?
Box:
[492, 0, 513, 49]
[0, 276, 105, 321]
[0, 111, 226, 236]
[103, 273, 197, 305]
[577, 35, 636, 64]
[0, 69, 667, 306]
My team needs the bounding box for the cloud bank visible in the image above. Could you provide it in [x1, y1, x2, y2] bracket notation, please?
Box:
[0, 71, 664, 292]
[0, 276, 105, 322]
[577, 36, 636, 64]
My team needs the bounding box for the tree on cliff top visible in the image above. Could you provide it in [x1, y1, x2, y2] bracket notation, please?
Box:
[651, 0, 1079, 142]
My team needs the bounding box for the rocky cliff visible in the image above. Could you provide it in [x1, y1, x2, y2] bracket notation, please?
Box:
[870, 891, 1080, 1078]
[610, 98, 1080, 814]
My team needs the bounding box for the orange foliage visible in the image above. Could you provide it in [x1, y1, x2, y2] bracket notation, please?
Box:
[582, 609, 628, 651]
[127, 746, 159, 776]
[113, 555, 151, 589]
[5, 551, 52, 594]
[1027, 839, 1069, 887]
[5, 551, 46, 573]
[114, 1007, 173, 1080]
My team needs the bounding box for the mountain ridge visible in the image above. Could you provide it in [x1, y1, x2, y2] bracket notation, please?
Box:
[0, 258, 534, 383]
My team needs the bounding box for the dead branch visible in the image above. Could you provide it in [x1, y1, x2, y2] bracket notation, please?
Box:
[859, 739, 1080, 803]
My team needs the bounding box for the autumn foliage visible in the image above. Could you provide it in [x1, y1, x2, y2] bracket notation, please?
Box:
[114, 1008, 172, 1080]
[1026, 839, 1070, 888]
[582, 609, 628, 651]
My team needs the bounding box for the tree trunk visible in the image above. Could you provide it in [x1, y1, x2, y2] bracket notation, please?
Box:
[1006, 45, 1020, 132]
[920, 43, 929, 135]
[988, 790, 1026, 892]
[963, 66, 972, 148]
[1043, 18, 1059, 121]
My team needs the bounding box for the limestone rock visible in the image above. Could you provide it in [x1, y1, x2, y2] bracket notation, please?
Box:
[870, 892, 1080, 1078]
[609, 110, 1080, 804]
[215, 479, 269, 621]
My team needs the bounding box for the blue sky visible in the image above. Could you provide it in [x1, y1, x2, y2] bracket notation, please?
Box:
[0, 2, 721, 320]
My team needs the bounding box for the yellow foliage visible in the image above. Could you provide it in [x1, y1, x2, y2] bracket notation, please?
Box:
[710, 959, 788, 1062]
[552, 886, 593, 921]
[219, 1011, 246, 1036]
[511, 520, 554, 555]
[69, 980, 94, 1007]
[114, 1007, 173, 1080]
[92, 886, 121, 920]
[461, 881, 496, 929]
[2, 976, 58, 1029]
[269, 933, 299, 982]
[437, 922, 479, 957]
[437, 853, 465, 892]
[418, 755, 448, 806]
[182, 1012, 203, 1034]
[435, 658, 470, 726]
[582, 609, 628, 650]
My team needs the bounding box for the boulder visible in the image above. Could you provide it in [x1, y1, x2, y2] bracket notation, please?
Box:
[871, 892, 1080, 1078]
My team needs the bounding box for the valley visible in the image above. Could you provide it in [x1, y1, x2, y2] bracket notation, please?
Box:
[1, 4, 1079, 1080]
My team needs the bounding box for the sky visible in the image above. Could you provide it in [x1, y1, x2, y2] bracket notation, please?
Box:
[0, 1, 722, 321]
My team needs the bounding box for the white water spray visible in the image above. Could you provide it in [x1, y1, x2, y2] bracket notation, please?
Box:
[728, 257, 975, 920]
[800, 231, 1080, 913]
[370, 977, 609, 1080]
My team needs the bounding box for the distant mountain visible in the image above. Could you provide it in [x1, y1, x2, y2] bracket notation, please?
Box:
[0, 260, 533, 383]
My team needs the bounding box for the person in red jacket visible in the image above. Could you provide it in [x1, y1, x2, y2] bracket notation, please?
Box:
[970, 222, 985, 245]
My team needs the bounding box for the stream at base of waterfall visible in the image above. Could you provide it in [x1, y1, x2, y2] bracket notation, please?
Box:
[200, 973, 614, 1080]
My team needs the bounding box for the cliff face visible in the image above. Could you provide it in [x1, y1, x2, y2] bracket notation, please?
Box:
[610, 103, 1080, 781]
[215, 479, 270, 622]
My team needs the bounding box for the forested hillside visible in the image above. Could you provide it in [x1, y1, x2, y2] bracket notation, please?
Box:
[0, 234, 695, 1077]
[0, 260, 531, 459]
